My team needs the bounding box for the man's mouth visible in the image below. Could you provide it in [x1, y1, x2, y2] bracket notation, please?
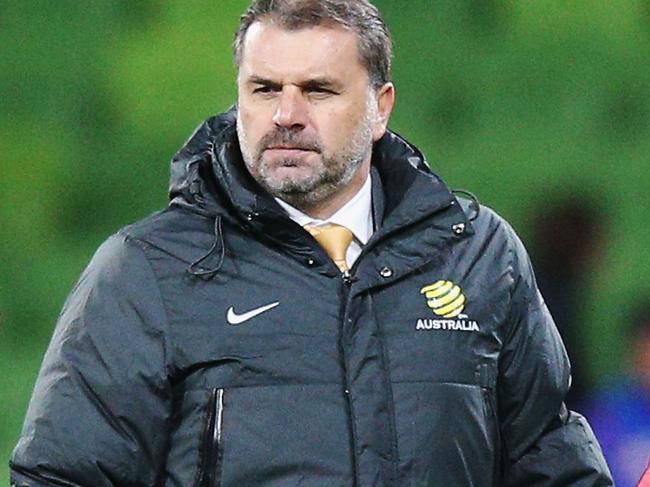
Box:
[264, 146, 318, 162]
[267, 145, 313, 151]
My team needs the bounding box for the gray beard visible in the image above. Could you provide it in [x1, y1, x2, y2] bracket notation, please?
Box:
[260, 145, 369, 212]
[237, 98, 376, 213]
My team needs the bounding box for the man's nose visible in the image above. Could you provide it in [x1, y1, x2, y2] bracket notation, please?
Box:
[272, 88, 308, 130]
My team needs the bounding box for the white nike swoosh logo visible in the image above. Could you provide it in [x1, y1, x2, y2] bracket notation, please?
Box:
[226, 302, 280, 325]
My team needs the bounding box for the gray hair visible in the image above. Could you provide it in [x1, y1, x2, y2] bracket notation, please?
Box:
[233, 0, 392, 90]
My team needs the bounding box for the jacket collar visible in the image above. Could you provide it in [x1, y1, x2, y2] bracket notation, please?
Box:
[168, 107, 473, 264]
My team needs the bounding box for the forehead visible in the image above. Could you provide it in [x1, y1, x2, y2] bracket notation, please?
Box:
[238, 21, 367, 83]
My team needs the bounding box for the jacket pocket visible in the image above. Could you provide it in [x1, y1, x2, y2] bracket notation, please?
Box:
[195, 388, 225, 487]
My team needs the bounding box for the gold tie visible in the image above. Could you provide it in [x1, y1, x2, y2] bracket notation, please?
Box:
[304, 223, 354, 272]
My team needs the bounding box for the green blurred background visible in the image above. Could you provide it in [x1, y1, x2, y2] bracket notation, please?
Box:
[2, 1, 649, 482]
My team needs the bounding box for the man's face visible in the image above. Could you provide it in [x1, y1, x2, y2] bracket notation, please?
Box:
[236, 21, 393, 211]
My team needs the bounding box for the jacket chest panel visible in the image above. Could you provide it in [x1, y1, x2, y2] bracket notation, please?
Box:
[370, 263, 507, 386]
[365, 262, 507, 484]
[164, 252, 347, 391]
[161, 255, 356, 486]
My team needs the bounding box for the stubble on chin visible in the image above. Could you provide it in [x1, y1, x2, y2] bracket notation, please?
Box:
[264, 158, 352, 210]
[250, 145, 369, 212]
[236, 97, 376, 212]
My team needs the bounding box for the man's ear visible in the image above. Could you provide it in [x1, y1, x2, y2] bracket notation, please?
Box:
[372, 82, 395, 141]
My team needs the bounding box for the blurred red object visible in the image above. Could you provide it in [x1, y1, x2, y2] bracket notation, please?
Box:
[638, 459, 650, 487]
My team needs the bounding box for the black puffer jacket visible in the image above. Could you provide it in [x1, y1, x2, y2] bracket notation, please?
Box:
[11, 109, 612, 486]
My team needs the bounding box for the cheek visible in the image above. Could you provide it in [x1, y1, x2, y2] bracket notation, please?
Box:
[239, 99, 272, 139]
[317, 106, 363, 148]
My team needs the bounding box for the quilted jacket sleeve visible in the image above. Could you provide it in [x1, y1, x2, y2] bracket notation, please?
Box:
[498, 227, 613, 486]
[10, 233, 172, 487]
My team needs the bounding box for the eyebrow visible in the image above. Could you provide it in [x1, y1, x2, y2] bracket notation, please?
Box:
[247, 76, 282, 90]
[300, 78, 340, 91]
[247, 75, 341, 91]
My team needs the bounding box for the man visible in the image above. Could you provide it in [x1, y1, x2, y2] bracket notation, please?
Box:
[11, 1, 612, 485]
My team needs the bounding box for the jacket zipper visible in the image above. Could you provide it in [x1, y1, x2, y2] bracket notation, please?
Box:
[342, 269, 353, 285]
[195, 388, 225, 487]
[340, 271, 359, 487]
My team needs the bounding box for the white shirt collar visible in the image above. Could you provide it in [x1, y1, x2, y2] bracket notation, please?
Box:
[275, 173, 373, 244]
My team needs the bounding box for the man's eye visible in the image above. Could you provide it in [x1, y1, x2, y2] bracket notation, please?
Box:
[253, 86, 278, 94]
[307, 87, 336, 96]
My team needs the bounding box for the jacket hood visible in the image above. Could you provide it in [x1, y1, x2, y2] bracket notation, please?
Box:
[169, 107, 472, 238]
